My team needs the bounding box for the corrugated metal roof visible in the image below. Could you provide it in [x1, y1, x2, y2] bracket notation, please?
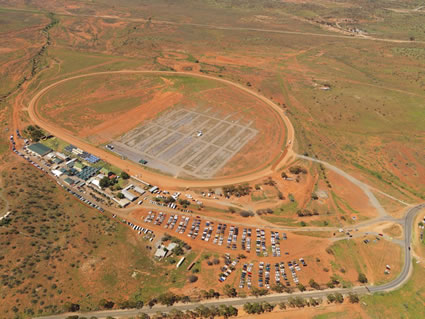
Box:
[27, 143, 52, 156]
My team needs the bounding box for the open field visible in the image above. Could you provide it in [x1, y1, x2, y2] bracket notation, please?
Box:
[361, 261, 425, 319]
[329, 238, 402, 286]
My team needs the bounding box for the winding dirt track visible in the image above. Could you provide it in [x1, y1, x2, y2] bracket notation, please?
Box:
[27, 70, 295, 188]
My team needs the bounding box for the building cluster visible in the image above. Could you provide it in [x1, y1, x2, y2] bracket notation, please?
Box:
[18, 139, 157, 210]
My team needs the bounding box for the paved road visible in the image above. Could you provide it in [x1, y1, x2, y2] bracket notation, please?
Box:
[368, 203, 425, 292]
[37, 287, 369, 319]
[35, 203, 425, 319]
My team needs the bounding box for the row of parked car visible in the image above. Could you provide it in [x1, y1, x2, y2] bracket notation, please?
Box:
[271, 231, 281, 257]
[239, 263, 251, 288]
[241, 228, 252, 252]
[213, 223, 227, 245]
[219, 254, 239, 282]
[122, 218, 155, 241]
[227, 226, 239, 250]
[141, 211, 295, 258]
[238, 259, 307, 289]
[201, 221, 214, 241]
[256, 229, 268, 256]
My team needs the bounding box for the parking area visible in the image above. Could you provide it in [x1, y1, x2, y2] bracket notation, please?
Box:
[109, 107, 258, 178]
[141, 210, 293, 256]
[140, 210, 311, 289]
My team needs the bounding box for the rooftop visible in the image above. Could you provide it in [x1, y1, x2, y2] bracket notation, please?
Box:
[64, 177, 75, 185]
[27, 143, 52, 157]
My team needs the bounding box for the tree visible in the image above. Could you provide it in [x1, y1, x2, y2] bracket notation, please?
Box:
[157, 292, 178, 306]
[99, 299, 114, 309]
[271, 283, 285, 293]
[181, 295, 191, 303]
[179, 199, 190, 207]
[296, 283, 306, 292]
[120, 171, 130, 179]
[195, 305, 211, 318]
[348, 293, 359, 303]
[117, 192, 124, 199]
[262, 302, 274, 312]
[327, 281, 335, 288]
[25, 125, 44, 141]
[244, 303, 263, 314]
[164, 196, 176, 204]
[327, 294, 336, 303]
[99, 177, 111, 188]
[289, 166, 307, 175]
[63, 302, 80, 312]
[309, 279, 320, 290]
[168, 309, 184, 319]
[251, 287, 268, 297]
[239, 211, 254, 217]
[334, 292, 344, 303]
[148, 299, 157, 308]
[288, 297, 305, 308]
[223, 284, 237, 297]
[358, 273, 368, 283]
[309, 298, 320, 306]
[224, 305, 238, 317]
[188, 275, 198, 283]
[173, 246, 184, 256]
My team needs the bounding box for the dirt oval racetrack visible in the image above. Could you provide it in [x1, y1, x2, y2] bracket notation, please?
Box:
[27, 70, 295, 189]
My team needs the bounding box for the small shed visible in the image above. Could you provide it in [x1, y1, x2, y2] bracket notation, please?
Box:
[122, 189, 138, 202]
[154, 246, 168, 259]
[64, 177, 75, 185]
[52, 169, 63, 177]
[133, 186, 146, 195]
[149, 186, 159, 193]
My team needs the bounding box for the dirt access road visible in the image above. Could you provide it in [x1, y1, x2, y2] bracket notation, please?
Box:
[26, 70, 295, 189]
